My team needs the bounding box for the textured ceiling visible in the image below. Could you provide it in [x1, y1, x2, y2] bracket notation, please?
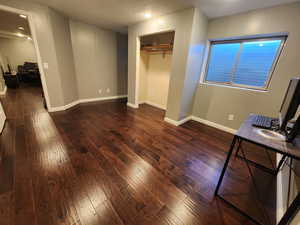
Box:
[189, 0, 300, 18]
[21, 0, 300, 32]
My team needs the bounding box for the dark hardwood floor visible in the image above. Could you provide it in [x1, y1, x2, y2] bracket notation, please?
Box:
[0, 85, 277, 225]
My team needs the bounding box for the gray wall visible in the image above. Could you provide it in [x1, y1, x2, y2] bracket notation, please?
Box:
[0, 1, 128, 108]
[0, 37, 37, 71]
[128, 8, 207, 121]
[49, 9, 78, 105]
[179, 8, 208, 119]
[192, 2, 300, 130]
[70, 20, 128, 100]
[117, 33, 128, 97]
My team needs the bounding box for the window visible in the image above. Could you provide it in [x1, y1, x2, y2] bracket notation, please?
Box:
[204, 37, 286, 90]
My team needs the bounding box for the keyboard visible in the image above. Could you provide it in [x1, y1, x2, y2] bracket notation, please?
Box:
[252, 115, 275, 129]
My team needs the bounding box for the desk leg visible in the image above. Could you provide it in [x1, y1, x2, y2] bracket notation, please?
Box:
[235, 139, 242, 157]
[275, 155, 287, 175]
[214, 135, 237, 196]
[278, 192, 300, 225]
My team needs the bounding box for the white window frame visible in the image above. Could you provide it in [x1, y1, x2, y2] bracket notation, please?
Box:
[201, 36, 287, 91]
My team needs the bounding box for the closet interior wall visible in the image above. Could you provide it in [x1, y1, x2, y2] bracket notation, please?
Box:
[139, 31, 174, 110]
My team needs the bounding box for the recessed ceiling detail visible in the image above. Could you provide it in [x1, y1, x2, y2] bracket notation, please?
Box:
[0, 9, 31, 39]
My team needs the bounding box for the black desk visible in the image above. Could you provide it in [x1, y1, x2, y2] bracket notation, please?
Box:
[214, 114, 300, 225]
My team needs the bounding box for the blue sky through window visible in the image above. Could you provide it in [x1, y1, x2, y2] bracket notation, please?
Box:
[205, 38, 284, 88]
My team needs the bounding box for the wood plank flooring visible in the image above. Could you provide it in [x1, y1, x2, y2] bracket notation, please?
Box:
[0, 85, 277, 225]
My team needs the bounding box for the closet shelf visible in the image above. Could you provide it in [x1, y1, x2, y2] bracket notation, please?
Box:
[141, 43, 173, 53]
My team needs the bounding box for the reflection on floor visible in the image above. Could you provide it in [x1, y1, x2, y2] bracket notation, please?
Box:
[0, 85, 276, 225]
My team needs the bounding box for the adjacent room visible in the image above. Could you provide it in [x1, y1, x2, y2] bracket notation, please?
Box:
[0, 9, 46, 112]
[0, 1, 299, 225]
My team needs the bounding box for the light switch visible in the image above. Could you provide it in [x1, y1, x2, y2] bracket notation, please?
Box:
[43, 63, 49, 69]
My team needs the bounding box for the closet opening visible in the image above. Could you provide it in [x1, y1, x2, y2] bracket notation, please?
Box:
[138, 31, 175, 110]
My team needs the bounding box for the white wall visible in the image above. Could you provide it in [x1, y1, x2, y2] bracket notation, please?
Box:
[139, 50, 148, 103]
[139, 51, 172, 109]
[0, 37, 37, 71]
[70, 20, 128, 100]
[147, 53, 171, 109]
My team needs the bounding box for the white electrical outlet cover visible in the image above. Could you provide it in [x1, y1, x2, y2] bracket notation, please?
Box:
[43, 63, 49, 69]
[228, 115, 234, 120]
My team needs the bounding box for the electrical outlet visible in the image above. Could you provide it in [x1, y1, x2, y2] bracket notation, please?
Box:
[106, 88, 110, 93]
[228, 114, 234, 121]
[98, 89, 102, 94]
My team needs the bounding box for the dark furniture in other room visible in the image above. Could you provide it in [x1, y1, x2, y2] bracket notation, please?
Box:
[3, 72, 19, 88]
[18, 62, 40, 83]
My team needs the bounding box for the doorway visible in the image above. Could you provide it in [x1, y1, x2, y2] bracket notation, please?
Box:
[138, 31, 175, 110]
[0, 5, 50, 111]
[0, 7, 48, 110]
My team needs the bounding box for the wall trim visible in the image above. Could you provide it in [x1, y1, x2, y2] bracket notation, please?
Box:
[164, 115, 237, 135]
[140, 101, 166, 110]
[164, 116, 193, 126]
[0, 86, 7, 95]
[127, 102, 139, 109]
[78, 95, 127, 104]
[49, 95, 128, 112]
[190, 116, 237, 134]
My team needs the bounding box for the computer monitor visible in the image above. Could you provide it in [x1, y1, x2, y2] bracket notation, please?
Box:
[279, 78, 300, 132]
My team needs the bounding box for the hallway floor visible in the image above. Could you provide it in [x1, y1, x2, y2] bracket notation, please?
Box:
[0, 85, 276, 225]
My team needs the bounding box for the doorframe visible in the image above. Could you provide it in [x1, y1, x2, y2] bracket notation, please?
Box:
[0, 4, 51, 110]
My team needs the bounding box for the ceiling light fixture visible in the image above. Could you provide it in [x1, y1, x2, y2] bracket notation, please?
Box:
[19, 14, 27, 19]
[18, 26, 25, 30]
[17, 33, 24, 37]
[144, 13, 152, 19]
[27, 37, 32, 40]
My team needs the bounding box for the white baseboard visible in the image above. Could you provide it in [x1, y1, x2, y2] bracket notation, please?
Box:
[49, 95, 127, 112]
[79, 95, 127, 104]
[0, 86, 7, 95]
[190, 116, 237, 134]
[127, 102, 139, 109]
[164, 116, 193, 126]
[140, 101, 166, 110]
[63, 100, 80, 111]
[164, 115, 236, 135]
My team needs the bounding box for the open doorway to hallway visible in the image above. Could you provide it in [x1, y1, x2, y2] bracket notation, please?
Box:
[0, 8, 47, 111]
